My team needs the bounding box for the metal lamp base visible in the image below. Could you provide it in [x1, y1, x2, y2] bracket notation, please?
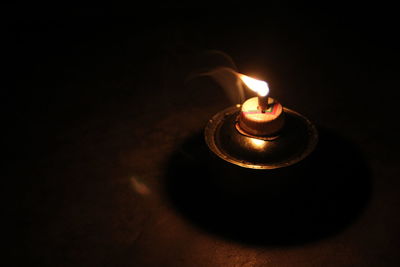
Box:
[204, 105, 318, 169]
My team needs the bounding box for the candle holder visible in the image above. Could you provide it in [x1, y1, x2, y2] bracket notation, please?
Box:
[204, 104, 318, 169]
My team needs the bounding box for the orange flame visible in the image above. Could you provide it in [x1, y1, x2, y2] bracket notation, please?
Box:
[239, 74, 269, 97]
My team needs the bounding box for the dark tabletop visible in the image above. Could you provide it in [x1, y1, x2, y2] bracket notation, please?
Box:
[6, 7, 400, 267]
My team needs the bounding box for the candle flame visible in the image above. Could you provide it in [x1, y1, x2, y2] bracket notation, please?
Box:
[239, 74, 269, 97]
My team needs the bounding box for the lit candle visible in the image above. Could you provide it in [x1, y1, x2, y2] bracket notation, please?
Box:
[237, 74, 285, 136]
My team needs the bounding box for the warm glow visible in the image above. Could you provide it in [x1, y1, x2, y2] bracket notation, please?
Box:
[239, 74, 269, 97]
[130, 176, 151, 195]
[249, 138, 266, 149]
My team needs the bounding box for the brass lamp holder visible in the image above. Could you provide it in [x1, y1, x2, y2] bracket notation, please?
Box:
[204, 105, 318, 169]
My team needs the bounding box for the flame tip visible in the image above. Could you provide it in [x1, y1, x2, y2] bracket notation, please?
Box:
[239, 74, 269, 97]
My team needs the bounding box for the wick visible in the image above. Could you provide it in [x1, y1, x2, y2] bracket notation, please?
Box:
[258, 95, 269, 113]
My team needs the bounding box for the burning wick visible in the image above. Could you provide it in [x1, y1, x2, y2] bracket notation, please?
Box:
[239, 74, 270, 112]
[237, 74, 285, 136]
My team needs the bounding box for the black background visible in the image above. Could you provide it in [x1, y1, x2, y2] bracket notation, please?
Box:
[5, 6, 400, 266]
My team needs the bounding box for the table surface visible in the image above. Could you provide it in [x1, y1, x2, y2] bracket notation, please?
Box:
[6, 10, 400, 266]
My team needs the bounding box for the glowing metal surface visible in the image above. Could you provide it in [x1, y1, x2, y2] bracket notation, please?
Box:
[205, 106, 318, 169]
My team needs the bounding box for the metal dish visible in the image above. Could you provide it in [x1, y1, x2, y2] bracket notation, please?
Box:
[204, 105, 318, 169]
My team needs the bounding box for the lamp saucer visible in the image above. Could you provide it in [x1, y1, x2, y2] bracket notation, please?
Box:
[204, 105, 318, 169]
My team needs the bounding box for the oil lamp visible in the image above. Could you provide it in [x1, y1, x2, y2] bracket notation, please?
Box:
[204, 74, 318, 169]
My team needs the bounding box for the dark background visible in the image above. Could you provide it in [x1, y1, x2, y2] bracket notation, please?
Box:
[5, 7, 400, 266]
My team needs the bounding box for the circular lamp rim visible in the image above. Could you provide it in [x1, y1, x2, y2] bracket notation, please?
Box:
[204, 106, 318, 169]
